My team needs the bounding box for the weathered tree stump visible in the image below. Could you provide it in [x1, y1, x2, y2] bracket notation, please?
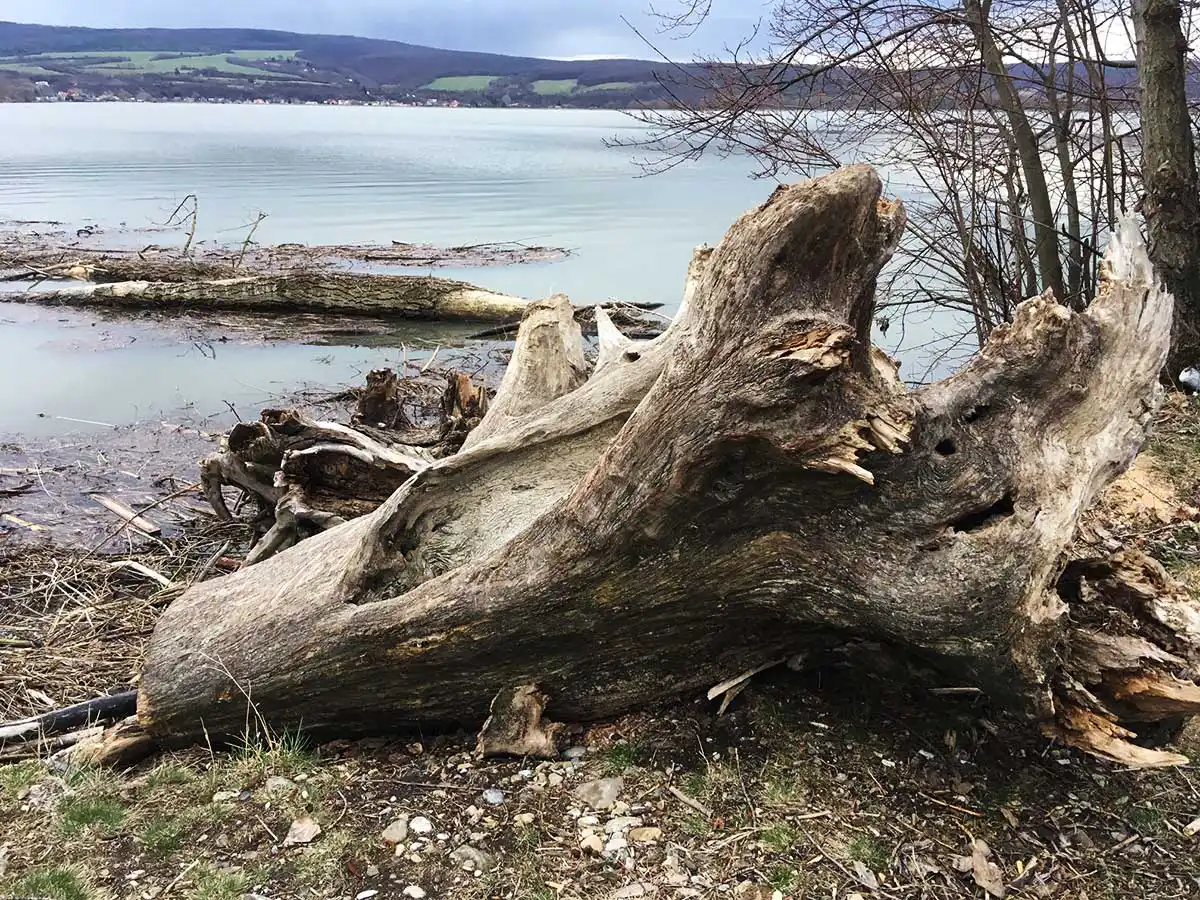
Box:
[138, 166, 1200, 766]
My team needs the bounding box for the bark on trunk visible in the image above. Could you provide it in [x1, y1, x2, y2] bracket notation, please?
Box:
[1132, 0, 1200, 376]
[966, 0, 1067, 305]
[138, 166, 1200, 767]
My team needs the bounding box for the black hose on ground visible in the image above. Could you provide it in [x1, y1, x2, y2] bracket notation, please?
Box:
[0, 690, 138, 743]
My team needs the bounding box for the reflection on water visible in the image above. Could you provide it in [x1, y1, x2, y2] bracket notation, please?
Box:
[0, 103, 961, 436]
[0, 303, 481, 437]
[0, 104, 772, 306]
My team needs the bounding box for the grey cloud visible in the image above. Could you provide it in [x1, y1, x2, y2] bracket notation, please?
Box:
[1, 0, 767, 58]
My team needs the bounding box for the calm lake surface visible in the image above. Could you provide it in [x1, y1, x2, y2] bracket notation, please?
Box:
[0, 103, 938, 437]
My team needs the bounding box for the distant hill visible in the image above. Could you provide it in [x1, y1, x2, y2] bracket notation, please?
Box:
[0, 21, 697, 106]
[0, 21, 1151, 109]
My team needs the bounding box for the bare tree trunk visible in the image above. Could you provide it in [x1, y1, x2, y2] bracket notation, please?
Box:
[137, 167, 1200, 767]
[1132, 0, 1200, 376]
[965, 0, 1066, 303]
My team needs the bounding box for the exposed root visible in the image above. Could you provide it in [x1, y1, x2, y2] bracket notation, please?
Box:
[1056, 551, 1200, 763]
[476, 685, 564, 759]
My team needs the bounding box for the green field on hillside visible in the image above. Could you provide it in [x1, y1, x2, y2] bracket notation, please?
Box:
[423, 75, 498, 91]
[0, 63, 59, 75]
[577, 81, 642, 93]
[0, 49, 297, 78]
[531, 79, 578, 95]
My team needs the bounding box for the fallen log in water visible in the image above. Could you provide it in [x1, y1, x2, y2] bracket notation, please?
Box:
[122, 165, 1200, 769]
[11, 272, 539, 323]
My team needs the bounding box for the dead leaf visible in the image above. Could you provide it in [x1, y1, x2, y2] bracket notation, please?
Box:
[971, 839, 1006, 899]
[852, 860, 880, 890]
[283, 816, 322, 846]
[1185, 816, 1200, 837]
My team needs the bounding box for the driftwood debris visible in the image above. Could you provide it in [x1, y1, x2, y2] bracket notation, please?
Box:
[0, 230, 666, 328]
[0, 236, 570, 283]
[199, 368, 494, 565]
[91, 494, 162, 536]
[118, 166, 1200, 766]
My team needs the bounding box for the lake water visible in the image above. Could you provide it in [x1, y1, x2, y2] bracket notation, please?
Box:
[0, 103, 943, 438]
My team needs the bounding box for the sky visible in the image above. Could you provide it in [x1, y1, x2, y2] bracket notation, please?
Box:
[0, 1, 770, 60]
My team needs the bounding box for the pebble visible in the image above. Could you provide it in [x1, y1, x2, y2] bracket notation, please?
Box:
[211, 790, 240, 803]
[482, 789, 506, 805]
[578, 815, 600, 827]
[514, 813, 536, 826]
[564, 746, 587, 760]
[450, 845, 497, 873]
[366, 865, 380, 878]
[409, 816, 434, 834]
[402, 887, 427, 900]
[382, 818, 409, 845]
[356, 892, 379, 900]
[580, 834, 606, 854]
[547, 772, 564, 787]
[604, 836, 629, 855]
[282, 816, 322, 846]
[574, 777, 624, 811]
[263, 776, 296, 795]
[629, 827, 663, 843]
[605, 816, 643, 834]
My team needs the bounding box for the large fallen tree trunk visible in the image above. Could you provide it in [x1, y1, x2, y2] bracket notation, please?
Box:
[11, 272, 539, 323]
[137, 166, 1200, 766]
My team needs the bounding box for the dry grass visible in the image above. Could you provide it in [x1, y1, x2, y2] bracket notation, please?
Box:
[0, 520, 250, 721]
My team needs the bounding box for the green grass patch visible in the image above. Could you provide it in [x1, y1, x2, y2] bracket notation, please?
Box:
[846, 834, 890, 872]
[4, 49, 297, 78]
[0, 760, 43, 798]
[531, 79, 578, 95]
[0, 62, 60, 75]
[107, 53, 287, 77]
[424, 75, 498, 91]
[182, 801, 235, 829]
[760, 822, 800, 852]
[229, 727, 314, 781]
[143, 760, 197, 791]
[185, 863, 249, 900]
[603, 742, 639, 772]
[577, 81, 642, 93]
[768, 863, 800, 894]
[12, 865, 95, 900]
[139, 814, 189, 857]
[58, 795, 127, 837]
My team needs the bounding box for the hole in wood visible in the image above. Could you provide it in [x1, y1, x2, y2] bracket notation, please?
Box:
[935, 438, 957, 456]
[964, 403, 991, 424]
[951, 493, 1015, 533]
[624, 350, 642, 362]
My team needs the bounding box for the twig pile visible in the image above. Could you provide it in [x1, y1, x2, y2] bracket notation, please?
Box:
[0, 520, 250, 722]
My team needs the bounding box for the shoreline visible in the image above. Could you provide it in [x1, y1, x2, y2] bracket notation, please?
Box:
[0, 97, 652, 110]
